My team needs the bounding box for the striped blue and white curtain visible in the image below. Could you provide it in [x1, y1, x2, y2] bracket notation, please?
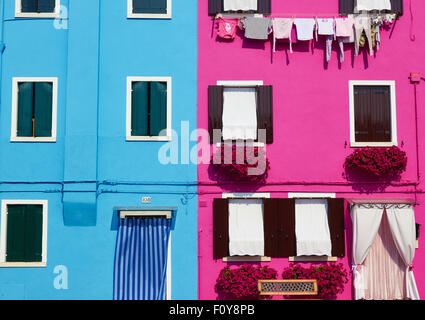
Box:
[113, 217, 171, 300]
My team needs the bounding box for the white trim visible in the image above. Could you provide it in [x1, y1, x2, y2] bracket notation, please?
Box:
[222, 192, 270, 199]
[288, 193, 336, 199]
[11, 77, 58, 143]
[127, 0, 172, 19]
[349, 80, 398, 147]
[289, 256, 338, 262]
[126, 76, 172, 142]
[120, 210, 172, 219]
[15, 0, 60, 18]
[0, 199, 48, 267]
[223, 256, 271, 262]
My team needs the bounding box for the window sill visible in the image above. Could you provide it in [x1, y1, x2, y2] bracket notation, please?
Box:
[223, 256, 271, 262]
[127, 13, 171, 19]
[216, 13, 263, 18]
[10, 137, 56, 143]
[15, 12, 60, 19]
[0, 262, 46, 268]
[289, 256, 338, 262]
[215, 142, 265, 148]
[126, 136, 172, 142]
[350, 142, 397, 148]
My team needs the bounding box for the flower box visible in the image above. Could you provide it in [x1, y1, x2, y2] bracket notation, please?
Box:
[344, 146, 407, 177]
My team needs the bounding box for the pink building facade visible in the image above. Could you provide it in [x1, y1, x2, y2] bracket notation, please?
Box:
[198, 0, 425, 300]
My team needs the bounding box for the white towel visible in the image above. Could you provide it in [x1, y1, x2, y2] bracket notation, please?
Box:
[356, 0, 391, 11]
[224, 0, 258, 11]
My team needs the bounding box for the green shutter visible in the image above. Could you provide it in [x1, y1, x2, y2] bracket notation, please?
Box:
[133, 0, 167, 14]
[21, 0, 37, 13]
[24, 205, 43, 262]
[34, 82, 53, 137]
[6, 205, 26, 262]
[149, 82, 167, 136]
[131, 81, 149, 136]
[17, 82, 35, 137]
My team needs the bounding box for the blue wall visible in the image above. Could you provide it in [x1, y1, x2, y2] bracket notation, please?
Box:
[0, 0, 198, 300]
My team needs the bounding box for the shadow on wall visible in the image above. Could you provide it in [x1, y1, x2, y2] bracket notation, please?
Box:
[342, 166, 403, 193]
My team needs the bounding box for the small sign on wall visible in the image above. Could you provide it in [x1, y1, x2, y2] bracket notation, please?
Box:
[142, 197, 151, 204]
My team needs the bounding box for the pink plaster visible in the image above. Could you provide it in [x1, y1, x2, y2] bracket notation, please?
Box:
[198, 0, 425, 300]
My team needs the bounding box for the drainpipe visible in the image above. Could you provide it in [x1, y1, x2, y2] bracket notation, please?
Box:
[409, 72, 424, 204]
[0, 0, 6, 109]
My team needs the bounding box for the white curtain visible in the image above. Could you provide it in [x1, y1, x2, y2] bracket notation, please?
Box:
[356, 0, 391, 11]
[228, 199, 264, 256]
[222, 88, 258, 141]
[295, 199, 332, 256]
[386, 206, 420, 300]
[224, 0, 258, 11]
[351, 205, 384, 300]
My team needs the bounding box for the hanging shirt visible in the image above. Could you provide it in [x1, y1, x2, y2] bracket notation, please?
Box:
[356, 0, 391, 11]
[223, 0, 258, 11]
[317, 18, 335, 36]
[216, 18, 239, 40]
[294, 18, 317, 41]
[272, 18, 294, 52]
[241, 17, 272, 40]
[335, 17, 355, 37]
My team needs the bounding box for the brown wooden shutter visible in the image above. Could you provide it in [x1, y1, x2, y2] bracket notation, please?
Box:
[339, 0, 354, 15]
[208, 0, 223, 16]
[208, 85, 224, 140]
[257, 85, 273, 144]
[389, 0, 403, 15]
[213, 198, 229, 259]
[327, 198, 346, 257]
[354, 85, 392, 143]
[263, 198, 296, 257]
[257, 0, 271, 15]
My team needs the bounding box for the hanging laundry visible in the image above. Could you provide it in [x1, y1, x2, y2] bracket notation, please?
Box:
[241, 17, 272, 40]
[224, 0, 257, 11]
[317, 18, 336, 62]
[354, 16, 373, 56]
[335, 17, 355, 37]
[356, 0, 391, 11]
[216, 18, 239, 40]
[294, 18, 317, 41]
[272, 18, 294, 53]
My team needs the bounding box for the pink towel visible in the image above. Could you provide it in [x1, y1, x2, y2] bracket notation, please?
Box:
[335, 17, 355, 37]
[216, 18, 239, 40]
[272, 18, 294, 53]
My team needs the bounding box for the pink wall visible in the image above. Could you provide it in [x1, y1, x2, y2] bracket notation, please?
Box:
[198, 0, 425, 300]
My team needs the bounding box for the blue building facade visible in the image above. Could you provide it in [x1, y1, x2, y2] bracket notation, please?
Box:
[0, 0, 198, 300]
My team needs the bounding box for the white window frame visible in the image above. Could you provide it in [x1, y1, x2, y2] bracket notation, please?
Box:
[221, 192, 271, 262]
[11, 77, 58, 143]
[349, 80, 398, 148]
[0, 199, 48, 268]
[216, 80, 264, 147]
[288, 192, 337, 262]
[126, 76, 172, 142]
[127, 0, 172, 19]
[119, 209, 172, 300]
[15, 0, 60, 18]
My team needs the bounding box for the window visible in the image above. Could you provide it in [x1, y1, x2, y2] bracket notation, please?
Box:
[349, 81, 397, 147]
[208, 81, 273, 144]
[213, 196, 346, 261]
[11, 77, 58, 142]
[208, 0, 271, 16]
[128, 0, 171, 19]
[0, 200, 48, 267]
[15, 0, 60, 18]
[338, 0, 403, 16]
[126, 77, 172, 141]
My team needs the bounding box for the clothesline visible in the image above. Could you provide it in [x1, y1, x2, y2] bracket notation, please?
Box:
[216, 13, 397, 19]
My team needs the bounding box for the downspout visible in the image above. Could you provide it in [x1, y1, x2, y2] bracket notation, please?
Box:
[0, 0, 6, 109]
